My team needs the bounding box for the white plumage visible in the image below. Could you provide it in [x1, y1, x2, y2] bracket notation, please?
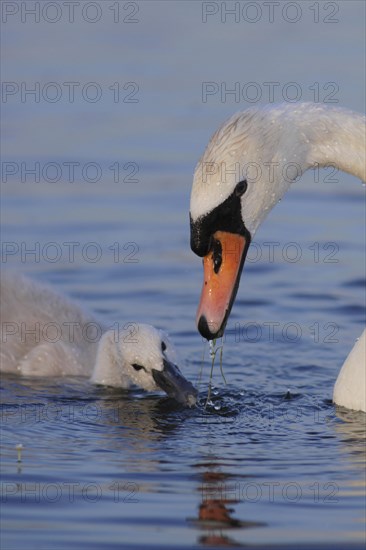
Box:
[0, 272, 197, 405]
[333, 330, 366, 413]
[191, 103, 365, 236]
[190, 103, 365, 412]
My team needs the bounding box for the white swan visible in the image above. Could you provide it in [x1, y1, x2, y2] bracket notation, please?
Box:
[190, 102, 365, 412]
[0, 273, 197, 406]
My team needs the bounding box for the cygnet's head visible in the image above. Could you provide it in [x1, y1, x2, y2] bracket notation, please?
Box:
[98, 323, 197, 407]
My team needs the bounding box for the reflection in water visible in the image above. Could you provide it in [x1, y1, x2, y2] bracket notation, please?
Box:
[333, 407, 366, 492]
[334, 406, 366, 473]
[93, 391, 186, 469]
[1, 375, 186, 475]
[189, 460, 265, 547]
[2, 370, 366, 548]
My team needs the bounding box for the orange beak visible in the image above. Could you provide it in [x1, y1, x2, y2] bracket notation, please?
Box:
[196, 231, 248, 340]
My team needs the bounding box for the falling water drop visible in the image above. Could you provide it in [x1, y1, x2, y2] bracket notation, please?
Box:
[209, 340, 215, 360]
[16, 444, 23, 462]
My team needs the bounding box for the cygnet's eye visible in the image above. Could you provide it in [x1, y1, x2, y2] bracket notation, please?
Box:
[161, 341, 167, 352]
[132, 363, 146, 372]
[235, 179, 248, 197]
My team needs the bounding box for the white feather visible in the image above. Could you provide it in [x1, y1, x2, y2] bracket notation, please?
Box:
[191, 103, 365, 236]
[190, 103, 366, 412]
[0, 272, 176, 391]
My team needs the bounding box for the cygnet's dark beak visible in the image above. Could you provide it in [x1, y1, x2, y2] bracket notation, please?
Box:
[152, 359, 197, 407]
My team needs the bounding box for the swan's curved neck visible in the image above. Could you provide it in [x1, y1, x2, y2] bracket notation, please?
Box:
[290, 105, 365, 182]
[191, 104, 365, 237]
[237, 104, 365, 235]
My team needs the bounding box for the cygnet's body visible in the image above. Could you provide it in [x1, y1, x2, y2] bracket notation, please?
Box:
[0, 273, 197, 406]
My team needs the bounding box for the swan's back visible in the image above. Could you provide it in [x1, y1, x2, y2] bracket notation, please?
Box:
[0, 272, 97, 375]
[333, 329, 366, 412]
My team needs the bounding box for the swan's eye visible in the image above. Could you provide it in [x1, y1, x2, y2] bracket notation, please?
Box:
[212, 239, 222, 274]
[161, 341, 167, 352]
[132, 363, 146, 372]
[235, 180, 247, 197]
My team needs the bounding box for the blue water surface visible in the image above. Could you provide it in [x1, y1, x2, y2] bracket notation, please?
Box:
[1, 2, 365, 549]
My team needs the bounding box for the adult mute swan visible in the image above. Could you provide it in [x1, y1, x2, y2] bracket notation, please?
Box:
[190, 102, 365, 412]
[0, 273, 197, 407]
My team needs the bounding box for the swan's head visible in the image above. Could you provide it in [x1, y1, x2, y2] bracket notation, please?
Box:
[190, 107, 287, 340]
[190, 103, 366, 340]
[102, 324, 197, 407]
